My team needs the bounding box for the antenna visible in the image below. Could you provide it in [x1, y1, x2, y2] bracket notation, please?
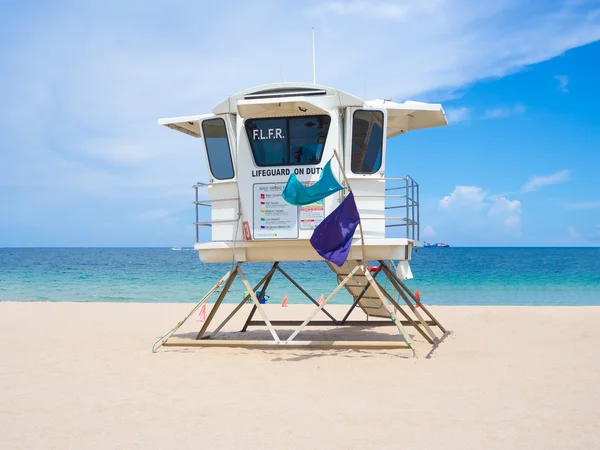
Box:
[312, 27, 316, 84]
[280, 63, 284, 83]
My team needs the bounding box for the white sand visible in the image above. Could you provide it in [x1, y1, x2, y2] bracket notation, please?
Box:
[1, 302, 599, 449]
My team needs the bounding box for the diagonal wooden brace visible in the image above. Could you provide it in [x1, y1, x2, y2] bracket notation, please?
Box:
[364, 268, 419, 358]
[210, 263, 278, 339]
[286, 264, 361, 343]
[238, 267, 280, 342]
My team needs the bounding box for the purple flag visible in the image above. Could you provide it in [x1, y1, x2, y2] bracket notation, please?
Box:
[310, 193, 360, 267]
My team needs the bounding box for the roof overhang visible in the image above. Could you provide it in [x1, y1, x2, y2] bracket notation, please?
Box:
[365, 100, 448, 138]
[213, 82, 363, 115]
[157, 113, 214, 138]
[236, 97, 329, 119]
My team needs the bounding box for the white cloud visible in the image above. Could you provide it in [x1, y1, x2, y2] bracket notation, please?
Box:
[440, 186, 487, 210]
[554, 75, 569, 93]
[422, 225, 436, 238]
[446, 107, 470, 123]
[564, 201, 600, 210]
[488, 196, 522, 230]
[522, 169, 572, 192]
[483, 103, 526, 119]
[438, 186, 522, 236]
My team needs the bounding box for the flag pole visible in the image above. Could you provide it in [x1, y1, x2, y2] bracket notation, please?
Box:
[332, 148, 367, 263]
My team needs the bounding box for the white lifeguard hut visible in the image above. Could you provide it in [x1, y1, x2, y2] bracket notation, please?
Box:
[154, 83, 450, 357]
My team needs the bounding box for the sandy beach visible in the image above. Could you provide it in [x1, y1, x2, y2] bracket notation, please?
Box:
[1, 302, 599, 449]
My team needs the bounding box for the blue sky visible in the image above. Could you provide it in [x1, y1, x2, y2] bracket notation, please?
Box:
[1, 0, 599, 247]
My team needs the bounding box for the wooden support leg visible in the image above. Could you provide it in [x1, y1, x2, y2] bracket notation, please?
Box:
[212, 263, 278, 338]
[364, 269, 420, 358]
[286, 264, 361, 343]
[154, 269, 235, 350]
[195, 264, 240, 340]
[340, 280, 371, 325]
[374, 278, 434, 345]
[241, 305, 257, 333]
[380, 261, 445, 336]
[238, 267, 280, 342]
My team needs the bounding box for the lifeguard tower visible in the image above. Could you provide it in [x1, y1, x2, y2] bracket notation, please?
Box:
[154, 83, 449, 357]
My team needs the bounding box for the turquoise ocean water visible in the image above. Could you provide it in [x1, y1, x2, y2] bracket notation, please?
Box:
[0, 248, 599, 305]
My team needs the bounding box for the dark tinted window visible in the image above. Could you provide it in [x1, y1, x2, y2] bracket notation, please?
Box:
[202, 118, 234, 180]
[245, 115, 330, 166]
[351, 110, 384, 174]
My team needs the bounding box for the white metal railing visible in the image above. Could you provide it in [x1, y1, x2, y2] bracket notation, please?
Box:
[353, 176, 420, 241]
[193, 176, 419, 243]
[193, 183, 240, 243]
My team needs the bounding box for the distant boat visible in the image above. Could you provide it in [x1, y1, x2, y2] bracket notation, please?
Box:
[423, 242, 450, 248]
[171, 247, 183, 251]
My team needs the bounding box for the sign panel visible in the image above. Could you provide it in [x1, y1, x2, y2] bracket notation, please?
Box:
[299, 182, 325, 230]
[253, 183, 298, 239]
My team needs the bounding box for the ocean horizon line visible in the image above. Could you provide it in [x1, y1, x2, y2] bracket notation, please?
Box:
[1, 245, 599, 249]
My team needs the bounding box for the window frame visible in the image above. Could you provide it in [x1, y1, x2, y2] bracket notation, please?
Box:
[350, 109, 385, 175]
[201, 117, 235, 181]
[244, 114, 331, 167]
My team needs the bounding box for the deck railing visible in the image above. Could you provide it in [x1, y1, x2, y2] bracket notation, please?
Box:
[352, 176, 420, 241]
[193, 182, 240, 243]
[193, 176, 419, 243]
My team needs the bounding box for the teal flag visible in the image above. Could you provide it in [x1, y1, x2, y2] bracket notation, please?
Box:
[282, 160, 343, 206]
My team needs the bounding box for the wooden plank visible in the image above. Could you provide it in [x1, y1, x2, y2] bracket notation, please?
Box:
[286, 264, 361, 343]
[326, 260, 371, 318]
[152, 269, 234, 352]
[380, 261, 447, 334]
[164, 338, 411, 350]
[238, 267, 280, 342]
[195, 265, 240, 340]
[374, 278, 435, 345]
[276, 265, 337, 322]
[380, 261, 442, 339]
[247, 320, 437, 327]
[211, 263, 278, 338]
[364, 268, 419, 358]
[240, 263, 279, 332]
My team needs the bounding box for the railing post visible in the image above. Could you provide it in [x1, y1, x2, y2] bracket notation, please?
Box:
[411, 178, 415, 241]
[195, 184, 199, 244]
[416, 181, 420, 242]
[405, 176, 409, 239]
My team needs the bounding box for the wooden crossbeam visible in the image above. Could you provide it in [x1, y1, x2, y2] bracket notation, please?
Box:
[379, 261, 446, 335]
[364, 268, 419, 358]
[210, 263, 278, 339]
[286, 264, 361, 343]
[247, 320, 437, 327]
[163, 338, 411, 350]
[195, 265, 240, 340]
[238, 267, 280, 342]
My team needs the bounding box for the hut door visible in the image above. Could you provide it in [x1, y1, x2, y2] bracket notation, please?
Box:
[344, 107, 387, 239]
[199, 115, 241, 242]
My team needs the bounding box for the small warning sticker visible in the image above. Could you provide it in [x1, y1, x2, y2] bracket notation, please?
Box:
[242, 221, 252, 241]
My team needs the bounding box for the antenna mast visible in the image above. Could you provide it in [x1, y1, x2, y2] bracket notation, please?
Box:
[312, 27, 316, 84]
